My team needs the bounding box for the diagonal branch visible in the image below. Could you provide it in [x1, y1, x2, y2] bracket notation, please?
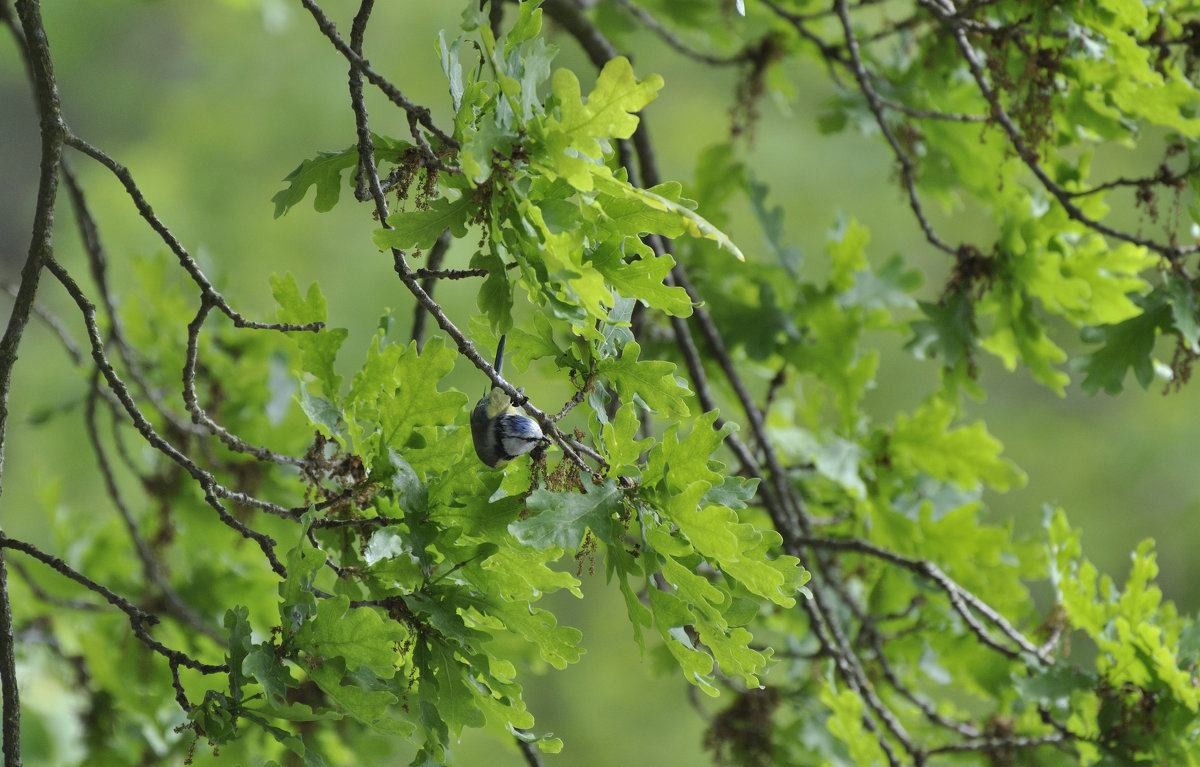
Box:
[85, 375, 226, 645]
[297, 0, 458, 160]
[797, 534, 1052, 663]
[0, 534, 227, 676]
[831, 0, 958, 258]
[62, 133, 326, 333]
[60, 161, 207, 438]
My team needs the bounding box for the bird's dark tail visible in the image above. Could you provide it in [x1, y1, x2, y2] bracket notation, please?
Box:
[494, 334, 507, 376]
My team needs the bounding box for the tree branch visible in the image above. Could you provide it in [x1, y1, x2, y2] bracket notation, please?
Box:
[920, 0, 1198, 260]
[62, 134, 325, 333]
[46, 258, 289, 577]
[0, 535, 226, 675]
[298, 0, 458, 163]
[0, 1, 68, 760]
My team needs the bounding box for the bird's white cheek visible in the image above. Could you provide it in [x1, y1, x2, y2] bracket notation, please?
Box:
[501, 435, 538, 457]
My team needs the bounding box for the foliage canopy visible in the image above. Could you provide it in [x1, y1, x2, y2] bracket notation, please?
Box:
[3, 0, 1200, 765]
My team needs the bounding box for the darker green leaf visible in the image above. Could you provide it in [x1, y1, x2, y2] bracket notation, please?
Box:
[272, 135, 413, 217]
[907, 290, 976, 370]
[1076, 299, 1169, 395]
[509, 479, 623, 549]
[225, 606, 253, 702]
[1163, 273, 1200, 352]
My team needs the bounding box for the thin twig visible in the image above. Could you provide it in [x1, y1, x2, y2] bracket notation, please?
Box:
[828, 565, 982, 738]
[8, 558, 102, 612]
[412, 266, 488, 280]
[611, 0, 751, 66]
[169, 659, 193, 712]
[1062, 159, 1200, 199]
[927, 732, 1068, 755]
[348, 0, 378, 202]
[832, 0, 958, 257]
[796, 535, 1051, 662]
[60, 161, 206, 438]
[297, 0, 458, 161]
[516, 736, 544, 767]
[85, 375, 226, 644]
[182, 298, 308, 467]
[759, 0, 849, 72]
[0, 281, 82, 365]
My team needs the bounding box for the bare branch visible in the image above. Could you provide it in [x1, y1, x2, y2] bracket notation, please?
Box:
[60, 161, 207, 439]
[62, 133, 326, 333]
[0, 280, 82, 366]
[85, 376, 226, 644]
[412, 229, 453, 350]
[412, 266, 489, 280]
[0, 534, 226, 675]
[47, 257, 289, 576]
[611, 0, 751, 66]
[797, 535, 1052, 663]
[182, 298, 309, 467]
[927, 731, 1069, 755]
[516, 736, 545, 767]
[297, 0, 458, 161]
[8, 558, 103, 612]
[831, 0, 958, 257]
[0, 1, 68, 759]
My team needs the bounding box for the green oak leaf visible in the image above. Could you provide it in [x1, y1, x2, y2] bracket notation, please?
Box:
[375, 195, 474, 251]
[272, 134, 412, 217]
[243, 645, 299, 709]
[509, 478, 623, 549]
[587, 240, 692, 316]
[907, 291, 975, 371]
[1163, 273, 1200, 352]
[1076, 298, 1169, 395]
[271, 274, 347, 397]
[225, 607, 253, 702]
[293, 595, 408, 675]
[597, 341, 691, 418]
[272, 148, 357, 217]
[550, 56, 663, 159]
[414, 639, 487, 734]
[890, 398, 1025, 491]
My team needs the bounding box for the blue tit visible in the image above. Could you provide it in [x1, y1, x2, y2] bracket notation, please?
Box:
[471, 335, 549, 467]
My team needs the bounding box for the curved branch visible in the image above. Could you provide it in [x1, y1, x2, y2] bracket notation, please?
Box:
[611, 0, 752, 66]
[832, 0, 958, 257]
[62, 134, 326, 333]
[85, 377, 226, 645]
[796, 534, 1052, 663]
[182, 298, 309, 467]
[0, 535, 226, 675]
[47, 258, 289, 577]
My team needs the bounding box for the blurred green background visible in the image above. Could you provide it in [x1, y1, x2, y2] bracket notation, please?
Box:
[3, 1, 1200, 764]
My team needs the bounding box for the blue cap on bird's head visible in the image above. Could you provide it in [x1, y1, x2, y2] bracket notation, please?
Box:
[470, 334, 549, 467]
